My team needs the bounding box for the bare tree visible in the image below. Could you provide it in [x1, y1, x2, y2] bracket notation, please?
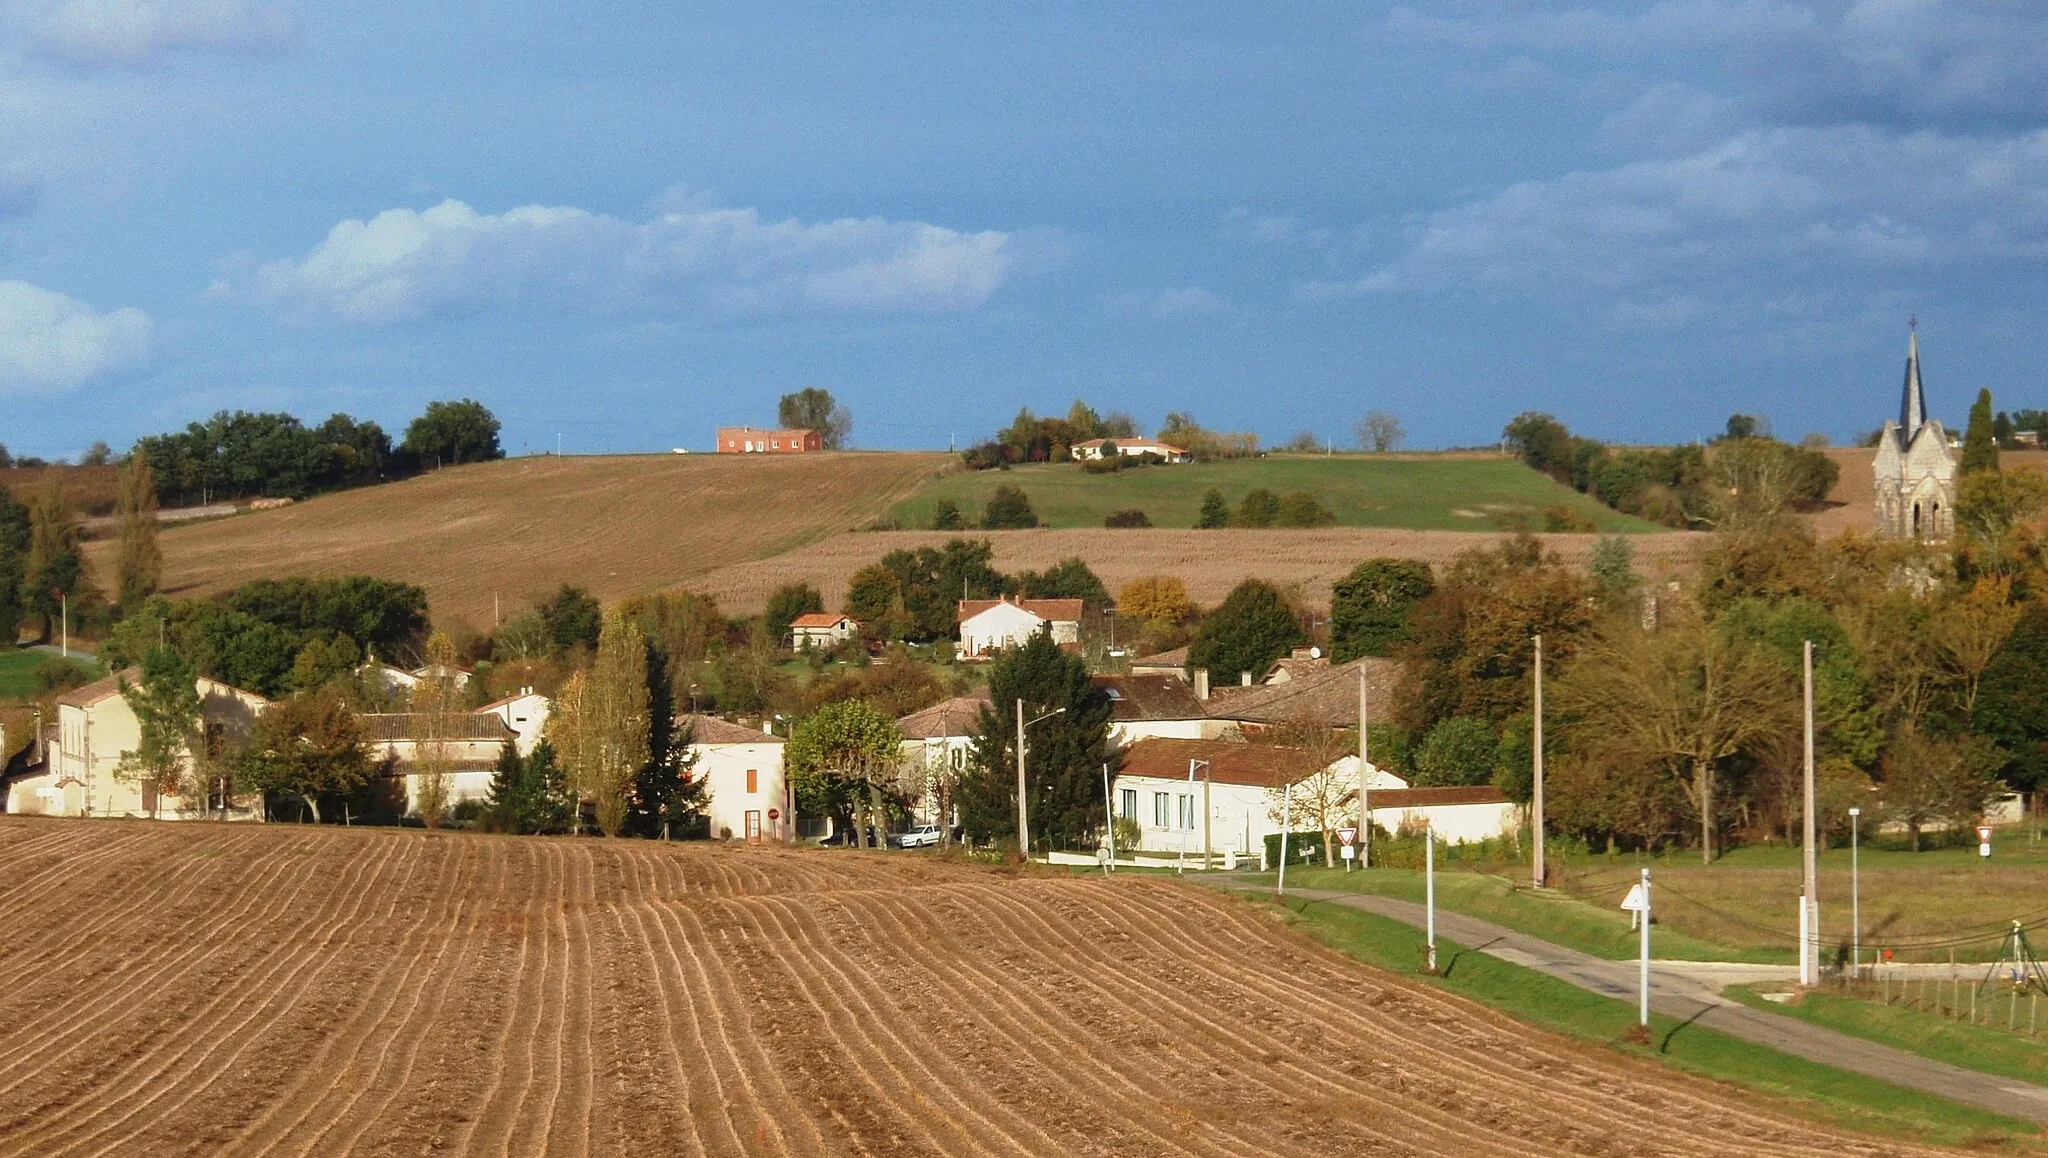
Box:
[1356, 411, 1405, 454]
[1557, 602, 1794, 862]
[1260, 713, 1356, 866]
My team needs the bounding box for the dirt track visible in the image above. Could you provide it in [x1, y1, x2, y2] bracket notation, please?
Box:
[0, 819, 1947, 1157]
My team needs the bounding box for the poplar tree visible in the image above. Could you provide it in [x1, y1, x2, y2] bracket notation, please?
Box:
[551, 611, 652, 836]
[408, 630, 464, 829]
[115, 454, 163, 610]
[25, 471, 85, 642]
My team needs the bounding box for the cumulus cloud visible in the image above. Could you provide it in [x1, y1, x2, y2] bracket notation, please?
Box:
[14, 0, 294, 67]
[1315, 126, 2048, 301]
[234, 198, 1046, 324]
[0, 280, 152, 391]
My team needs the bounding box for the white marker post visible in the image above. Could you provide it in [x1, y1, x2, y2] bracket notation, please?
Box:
[1425, 823, 1438, 974]
[1277, 781, 1292, 900]
[1621, 870, 1651, 1029]
[1101, 763, 1115, 874]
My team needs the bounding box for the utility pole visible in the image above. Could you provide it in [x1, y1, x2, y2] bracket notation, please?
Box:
[1638, 868, 1652, 1029]
[1278, 777, 1292, 899]
[1101, 763, 1115, 872]
[1849, 806, 1862, 979]
[1016, 697, 1029, 860]
[1202, 759, 1212, 871]
[1425, 822, 1437, 973]
[1532, 633, 1545, 889]
[1357, 665, 1371, 869]
[1801, 639, 1819, 987]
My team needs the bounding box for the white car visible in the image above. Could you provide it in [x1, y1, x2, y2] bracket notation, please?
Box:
[892, 823, 943, 849]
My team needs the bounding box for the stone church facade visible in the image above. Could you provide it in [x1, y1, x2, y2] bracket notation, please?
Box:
[1872, 329, 1956, 541]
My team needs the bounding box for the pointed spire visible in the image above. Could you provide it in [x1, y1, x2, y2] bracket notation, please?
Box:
[1900, 325, 1926, 433]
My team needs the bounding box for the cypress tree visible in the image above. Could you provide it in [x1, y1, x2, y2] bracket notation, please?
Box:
[1962, 387, 1999, 476]
[116, 455, 163, 611]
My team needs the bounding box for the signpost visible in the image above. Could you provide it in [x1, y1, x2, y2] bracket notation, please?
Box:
[1621, 870, 1651, 1029]
[1980, 825, 1995, 859]
[1338, 827, 1357, 870]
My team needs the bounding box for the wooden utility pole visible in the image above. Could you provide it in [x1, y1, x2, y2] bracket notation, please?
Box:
[1356, 666, 1371, 869]
[1801, 639, 1818, 986]
[1533, 634, 1546, 889]
[1203, 760, 1213, 870]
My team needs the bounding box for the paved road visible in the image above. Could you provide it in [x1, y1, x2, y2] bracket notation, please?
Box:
[1250, 884, 2048, 1124]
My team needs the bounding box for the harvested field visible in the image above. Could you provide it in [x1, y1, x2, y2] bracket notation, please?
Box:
[82, 453, 950, 627]
[699, 527, 1704, 613]
[0, 818, 1946, 1157]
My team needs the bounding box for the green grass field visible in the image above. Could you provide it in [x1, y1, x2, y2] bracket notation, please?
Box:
[0, 649, 100, 703]
[1274, 895, 2042, 1150]
[1728, 983, 2048, 1090]
[889, 455, 1661, 531]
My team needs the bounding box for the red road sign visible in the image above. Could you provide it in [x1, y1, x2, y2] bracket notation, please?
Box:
[768, 808, 781, 820]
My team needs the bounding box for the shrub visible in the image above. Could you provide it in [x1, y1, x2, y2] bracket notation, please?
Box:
[1541, 505, 1596, 533]
[1233, 488, 1280, 528]
[931, 500, 966, 530]
[1273, 491, 1335, 528]
[1104, 508, 1152, 528]
[34, 657, 92, 695]
[980, 484, 1039, 530]
[1195, 489, 1230, 529]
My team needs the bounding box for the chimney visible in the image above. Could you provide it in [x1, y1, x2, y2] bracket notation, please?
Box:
[1240, 671, 1253, 687]
[1193, 668, 1210, 701]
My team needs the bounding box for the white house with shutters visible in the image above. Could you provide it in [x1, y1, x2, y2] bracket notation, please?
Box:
[684, 715, 789, 842]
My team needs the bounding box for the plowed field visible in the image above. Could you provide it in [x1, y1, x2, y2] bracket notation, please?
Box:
[0, 819, 1948, 1157]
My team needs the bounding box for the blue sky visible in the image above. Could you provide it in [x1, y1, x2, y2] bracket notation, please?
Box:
[2, 1, 2045, 458]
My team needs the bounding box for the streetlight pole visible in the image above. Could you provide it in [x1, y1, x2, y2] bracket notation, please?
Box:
[1849, 806, 1862, 980]
[1101, 763, 1115, 872]
[1533, 634, 1545, 888]
[1801, 639, 1818, 988]
[1015, 703, 1065, 862]
[1357, 665, 1372, 869]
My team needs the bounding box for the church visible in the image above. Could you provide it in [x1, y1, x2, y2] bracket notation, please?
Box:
[1872, 327, 1956, 541]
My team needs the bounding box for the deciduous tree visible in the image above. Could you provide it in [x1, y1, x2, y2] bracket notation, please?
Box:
[408, 630, 465, 829]
[1882, 725, 2001, 851]
[1331, 558, 1434, 661]
[765, 582, 826, 644]
[115, 454, 162, 610]
[786, 698, 903, 848]
[777, 387, 853, 449]
[980, 484, 1038, 529]
[1357, 411, 1404, 453]
[549, 611, 652, 836]
[1187, 579, 1303, 685]
[400, 398, 502, 466]
[115, 647, 204, 817]
[233, 690, 373, 823]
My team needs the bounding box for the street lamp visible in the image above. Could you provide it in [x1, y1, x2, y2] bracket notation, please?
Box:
[1178, 759, 1211, 874]
[1015, 702, 1066, 860]
[1849, 806, 1863, 979]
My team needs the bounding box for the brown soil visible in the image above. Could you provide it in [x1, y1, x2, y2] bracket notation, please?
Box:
[698, 528, 1704, 613]
[1810, 447, 2048, 538]
[0, 818, 1947, 1157]
[80, 453, 951, 627]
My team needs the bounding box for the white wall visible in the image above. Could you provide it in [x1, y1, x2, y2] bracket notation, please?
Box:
[693, 741, 789, 841]
[480, 694, 550, 756]
[960, 603, 1048, 657]
[1371, 802, 1518, 845]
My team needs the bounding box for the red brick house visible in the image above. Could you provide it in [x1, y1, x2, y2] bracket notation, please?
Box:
[717, 427, 823, 454]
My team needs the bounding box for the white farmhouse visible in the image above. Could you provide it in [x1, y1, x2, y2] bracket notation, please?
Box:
[896, 692, 993, 826]
[790, 613, 860, 650]
[1092, 673, 1228, 747]
[957, 597, 1082, 659]
[476, 689, 550, 756]
[1069, 438, 1191, 464]
[7, 673, 268, 819]
[683, 714, 789, 842]
[362, 713, 518, 817]
[1113, 737, 1411, 860]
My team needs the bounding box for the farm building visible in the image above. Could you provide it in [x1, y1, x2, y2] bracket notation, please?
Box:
[716, 426, 822, 454]
[1069, 437, 1190, 463]
[357, 657, 473, 699]
[1202, 654, 1399, 734]
[363, 712, 519, 817]
[957, 597, 1083, 659]
[897, 692, 993, 826]
[790, 612, 859, 649]
[1092, 672, 1227, 746]
[683, 714, 790, 842]
[8, 673, 268, 820]
[476, 689, 550, 756]
[1360, 785, 1518, 845]
[1113, 737, 1406, 860]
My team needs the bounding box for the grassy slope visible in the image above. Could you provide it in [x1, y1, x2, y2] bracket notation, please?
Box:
[1728, 984, 2048, 1089]
[889, 455, 1662, 531]
[1277, 895, 2041, 1150]
[0, 650, 101, 702]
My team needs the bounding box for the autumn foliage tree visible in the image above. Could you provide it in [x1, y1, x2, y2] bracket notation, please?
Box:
[549, 610, 651, 836]
[115, 454, 162, 611]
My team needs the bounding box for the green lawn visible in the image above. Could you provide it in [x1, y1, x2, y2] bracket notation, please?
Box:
[1728, 983, 2048, 1090]
[1274, 895, 2042, 1150]
[0, 648, 101, 703]
[890, 455, 1662, 531]
[1265, 864, 1787, 963]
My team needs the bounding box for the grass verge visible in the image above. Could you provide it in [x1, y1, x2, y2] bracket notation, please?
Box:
[1271, 893, 2042, 1151]
[1728, 983, 2048, 1089]
[1271, 866, 1790, 963]
[0, 648, 101, 702]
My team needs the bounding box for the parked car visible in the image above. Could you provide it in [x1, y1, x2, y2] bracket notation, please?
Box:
[891, 823, 944, 849]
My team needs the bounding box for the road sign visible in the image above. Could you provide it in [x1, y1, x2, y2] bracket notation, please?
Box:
[767, 808, 780, 821]
[1620, 883, 1648, 912]
[1979, 825, 1993, 858]
[1096, 846, 1111, 865]
[1340, 845, 1356, 860]
[1338, 828, 1358, 846]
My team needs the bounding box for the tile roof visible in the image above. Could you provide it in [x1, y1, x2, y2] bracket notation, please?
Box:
[681, 714, 783, 745]
[1360, 786, 1511, 809]
[362, 714, 517, 742]
[1116, 738, 1326, 788]
[956, 598, 1085, 624]
[895, 692, 994, 739]
[1202, 657, 1400, 727]
[1128, 645, 1189, 670]
[1092, 674, 1206, 722]
[53, 673, 125, 709]
[474, 691, 545, 713]
[790, 613, 854, 628]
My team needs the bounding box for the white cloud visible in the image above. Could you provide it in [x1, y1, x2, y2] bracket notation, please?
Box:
[1319, 126, 2048, 302]
[237, 197, 1046, 324]
[0, 280, 152, 390]
[14, 0, 294, 67]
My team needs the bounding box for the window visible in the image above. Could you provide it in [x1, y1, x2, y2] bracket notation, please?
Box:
[746, 769, 758, 794]
[1179, 795, 1195, 831]
[1119, 788, 1136, 819]
[1153, 792, 1169, 827]
[950, 747, 965, 769]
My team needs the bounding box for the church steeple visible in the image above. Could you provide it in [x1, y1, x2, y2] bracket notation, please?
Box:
[1900, 322, 1926, 433]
